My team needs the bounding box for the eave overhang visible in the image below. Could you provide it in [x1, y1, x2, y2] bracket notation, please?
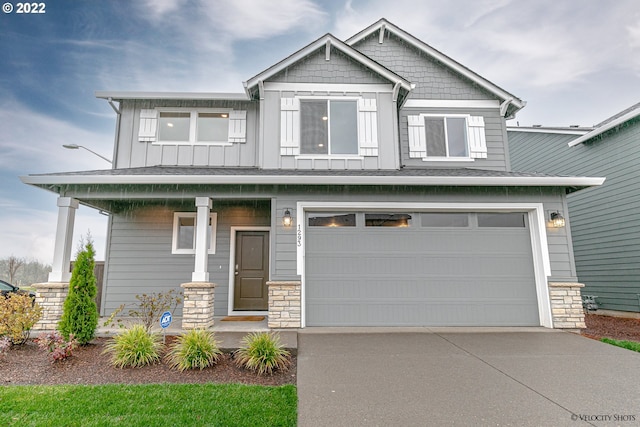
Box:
[95, 91, 250, 101]
[568, 107, 640, 147]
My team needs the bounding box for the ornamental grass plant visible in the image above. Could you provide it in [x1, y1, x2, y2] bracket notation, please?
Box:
[103, 324, 163, 368]
[166, 329, 222, 371]
[234, 332, 291, 375]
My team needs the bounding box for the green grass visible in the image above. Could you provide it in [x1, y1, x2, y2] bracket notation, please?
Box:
[0, 383, 297, 427]
[601, 338, 640, 353]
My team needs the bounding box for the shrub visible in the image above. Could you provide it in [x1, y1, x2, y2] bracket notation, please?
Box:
[58, 236, 98, 345]
[103, 324, 163, 368]
[103, 290, 182, 332]
[166, 329, 222, 371]
[234, 332, 291, 375]
[0, 293, 43, 344]
[36, 331, 78, 363]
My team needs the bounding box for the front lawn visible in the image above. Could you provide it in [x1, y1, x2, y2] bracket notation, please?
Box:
[0, 383, 297, 427]
[601, 338, 640, 353]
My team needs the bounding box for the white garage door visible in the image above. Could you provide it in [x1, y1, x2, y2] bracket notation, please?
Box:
[305, 211, 540, 326]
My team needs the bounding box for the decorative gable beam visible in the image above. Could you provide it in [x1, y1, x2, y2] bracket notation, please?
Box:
[378, 24, 386, 44]
[325, 39, 331, 61]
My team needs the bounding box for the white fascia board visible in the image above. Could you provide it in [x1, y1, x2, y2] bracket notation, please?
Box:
[263, 82, 393, 93]
[346, 20, 524, 110]
[20, 174, 606, 188]
[244, 35, 412, 93]
[568, 108, 640, 147]
[95, 91, 249, 101]
[404, 100, 499, 109]
[507, 127, 591, 135]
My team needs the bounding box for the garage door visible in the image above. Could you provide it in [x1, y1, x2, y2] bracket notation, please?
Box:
[305, 211, 540, 326]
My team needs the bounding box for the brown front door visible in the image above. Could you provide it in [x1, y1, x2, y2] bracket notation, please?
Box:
[234, 231, 269, 311]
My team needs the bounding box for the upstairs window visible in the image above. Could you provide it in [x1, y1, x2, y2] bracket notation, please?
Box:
[408, 114, 487, 160]
[281, 97, 378, 157]
[172, 212, 218, 254]
[138, 109, 246, 144]
[300, 100, 358, 155]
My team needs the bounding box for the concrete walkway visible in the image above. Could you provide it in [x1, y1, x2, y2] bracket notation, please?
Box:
[297, 329, 640, 426]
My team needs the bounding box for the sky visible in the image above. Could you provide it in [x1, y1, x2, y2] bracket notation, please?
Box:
[1, 0, 639, 264]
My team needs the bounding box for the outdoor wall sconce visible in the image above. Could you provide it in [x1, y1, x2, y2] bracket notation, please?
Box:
[282, 209, 293, 227]
[549, 211, 566, 228]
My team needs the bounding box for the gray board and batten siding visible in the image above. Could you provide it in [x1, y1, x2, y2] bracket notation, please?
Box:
[508, 125, 640, 312]
[116, 99, 259, 169]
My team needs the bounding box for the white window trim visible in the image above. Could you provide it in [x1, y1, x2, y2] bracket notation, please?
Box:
[420, 113, 472, 160]
[295, 201, 553, 329]
[172, 212, 218, 255]
[297, 96, 362, 157]
[154, 108, 234, 146]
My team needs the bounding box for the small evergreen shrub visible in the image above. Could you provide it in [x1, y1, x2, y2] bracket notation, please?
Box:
[58, 236, 99, 345]
[0, 293, 43, 344]
[234, 332, 291, 375]
[103, 324, 163, 368]
[166, 329, 222, 371]
[103, 290, 182, 332]
[36, 331, 78, 363]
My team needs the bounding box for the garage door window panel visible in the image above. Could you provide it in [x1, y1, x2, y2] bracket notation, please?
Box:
[421, 213, 469, 227]
[365, 213, 412, 227]
[308, 213, 356, 227]
[477, 213, 526, 228]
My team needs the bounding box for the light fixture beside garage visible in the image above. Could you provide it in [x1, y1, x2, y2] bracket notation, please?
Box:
[549, 211, 566, 228]
[283, 208, 293, 227]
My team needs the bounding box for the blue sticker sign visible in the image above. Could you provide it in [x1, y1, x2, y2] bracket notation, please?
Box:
[160, 311, 172, 329]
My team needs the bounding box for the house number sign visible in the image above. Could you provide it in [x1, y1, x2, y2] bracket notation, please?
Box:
[297, 224, 302, 247]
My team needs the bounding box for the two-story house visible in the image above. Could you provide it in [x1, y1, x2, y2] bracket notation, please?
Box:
[22, 19, 603, 330]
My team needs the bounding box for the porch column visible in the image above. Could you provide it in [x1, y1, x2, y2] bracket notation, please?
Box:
[48, 197, 79, 283]
[192, 197, 211, 282]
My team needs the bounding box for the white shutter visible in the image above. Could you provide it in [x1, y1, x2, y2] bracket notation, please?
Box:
[468, 116, 487, 159]
[138, 109, 158, 142]
[280, 98, 300, 156]
[358, 98, 378, 156]
[228, 110, 247, 143]
[407, 115, 426, 158]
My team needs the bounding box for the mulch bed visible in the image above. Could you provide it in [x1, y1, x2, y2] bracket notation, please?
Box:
[582, 313, 640, 342]
[0, 337, 296, 386]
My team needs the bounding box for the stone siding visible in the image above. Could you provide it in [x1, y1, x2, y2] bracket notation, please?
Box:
[32, 282, 69, 331]
[549, 282, 586, 330]
[268, 281, 301, 328]
[180, 282, 215, 329]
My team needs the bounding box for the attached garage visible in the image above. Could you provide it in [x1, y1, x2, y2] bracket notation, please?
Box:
[304, 211, 541, 327]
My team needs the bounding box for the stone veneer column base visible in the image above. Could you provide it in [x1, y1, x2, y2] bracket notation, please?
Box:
[549, 282, 586, 330]
[180, 282, 215, 330]
[268, 281, 301, 328]
[32, 282, 69, 331]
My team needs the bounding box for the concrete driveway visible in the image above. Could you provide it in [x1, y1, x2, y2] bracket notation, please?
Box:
[297, 329, 640, 426]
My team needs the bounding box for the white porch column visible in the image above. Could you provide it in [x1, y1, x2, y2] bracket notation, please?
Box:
[48, 197, 79, 283]
[192, 197, 211, 282]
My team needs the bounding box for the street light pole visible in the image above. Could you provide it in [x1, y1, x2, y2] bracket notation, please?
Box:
[62, 144, 112, 164]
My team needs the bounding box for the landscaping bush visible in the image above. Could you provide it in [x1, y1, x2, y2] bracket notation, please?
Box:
[0, 293, 42, 344]
[601, 337, 640, 353]
[166, 329, 222, 371]
[234, 332, 291, 375]
[58, 236, 98, 345]
[103, 289, 182, 332]
[103, 324, 163, 368]
[36, 331, 78, 363]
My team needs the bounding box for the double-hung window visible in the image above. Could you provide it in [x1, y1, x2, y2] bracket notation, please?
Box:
[408, 114, 487, 160]
[138, 109, 246, 144]
[300, 100, 358, 155]
[172, 212, 218, 254]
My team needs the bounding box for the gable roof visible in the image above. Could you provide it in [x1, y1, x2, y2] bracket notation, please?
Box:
[243, 33, 412, 99]
[347, 19, 525, 117]
[568, 102, 640, 147]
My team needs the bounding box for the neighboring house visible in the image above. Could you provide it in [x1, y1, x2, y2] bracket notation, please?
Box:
[22, 19, 603, 330]
[509, 103, 640, 314]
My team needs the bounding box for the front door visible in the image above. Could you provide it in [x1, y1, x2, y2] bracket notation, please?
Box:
[234, 231, 269, 311]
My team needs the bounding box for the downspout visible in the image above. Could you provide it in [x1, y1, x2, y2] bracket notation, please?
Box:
[393, 81, 413, 168]
[258, 80, 265, 168]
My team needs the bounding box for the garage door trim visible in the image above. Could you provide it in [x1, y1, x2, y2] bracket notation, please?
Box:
[295, 202, 553, 328]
